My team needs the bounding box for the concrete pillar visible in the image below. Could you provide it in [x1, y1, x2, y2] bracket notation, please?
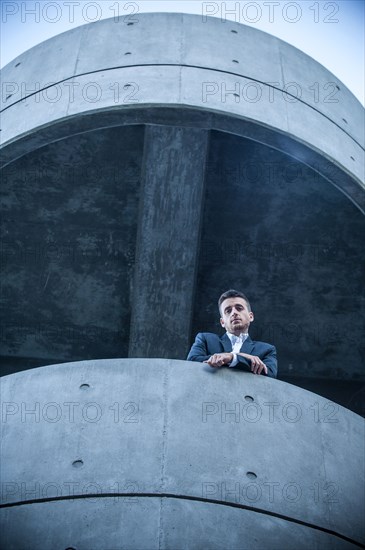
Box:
[129, 125, 208, 358]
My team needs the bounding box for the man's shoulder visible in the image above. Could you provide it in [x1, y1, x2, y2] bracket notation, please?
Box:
[196, 332, 222, 340]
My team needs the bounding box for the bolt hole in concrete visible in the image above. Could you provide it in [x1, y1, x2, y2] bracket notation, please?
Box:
[246, 472, 257, 479]
[72, 460, 84, 468]
[79, 383, 90, 390]
[232, 59, 239, 63]
[350, 156, 355, 161]
[342, 118, 348, 123]
[124, 84, 132, 89]
[231, 30, 238, 33]
[244, 395, 254, 402]
[127, 22, 134, 26]
[336, 85, 340, 90]
[124, 52, 131, 55]
[15, 63, 21, 67]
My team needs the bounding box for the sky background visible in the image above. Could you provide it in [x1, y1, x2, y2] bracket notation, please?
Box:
[0, 0, 364, 105]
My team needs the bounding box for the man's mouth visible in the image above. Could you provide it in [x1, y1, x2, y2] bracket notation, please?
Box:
[232, 319, 241, 323]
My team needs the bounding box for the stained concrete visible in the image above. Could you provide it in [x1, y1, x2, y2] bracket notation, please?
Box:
[129, 125, 208, 358]
[1, 359, 364, 548]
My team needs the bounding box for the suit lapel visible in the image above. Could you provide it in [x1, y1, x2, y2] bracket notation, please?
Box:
[220, 333, 232, 353]
[240, 336, 255, 354]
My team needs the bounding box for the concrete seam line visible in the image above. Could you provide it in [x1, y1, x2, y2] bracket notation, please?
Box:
[1, 493, 364, 548]
[1, 63, 363, 152]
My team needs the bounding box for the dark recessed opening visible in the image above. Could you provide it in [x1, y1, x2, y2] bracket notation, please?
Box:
[124, 52, 131, 55]
[350, 156, 355, 161]
[72, 459, 84, 468]
[79, 383, 90, 390]
[15, 63, 21, 67]
[127, 22, 134, 26]
[246, 471, 257, 479]
[244, 395, 254, 402]
[232, 59, 239, 63]
[342, 118, 348, 124]
[231, 30, 238, 34]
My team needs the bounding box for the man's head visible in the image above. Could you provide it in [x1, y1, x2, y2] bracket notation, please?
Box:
[218, 289, 253, 336]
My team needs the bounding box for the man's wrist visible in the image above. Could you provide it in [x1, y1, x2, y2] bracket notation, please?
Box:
[228, 353, 238, 367]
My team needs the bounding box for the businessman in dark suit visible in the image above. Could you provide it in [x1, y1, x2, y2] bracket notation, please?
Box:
[187, 289, 277, 378]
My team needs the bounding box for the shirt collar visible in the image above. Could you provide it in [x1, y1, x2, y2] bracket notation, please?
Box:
[226, 332, 248, 344]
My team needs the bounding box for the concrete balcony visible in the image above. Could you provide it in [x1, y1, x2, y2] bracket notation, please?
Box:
[1, 359, 364, 549]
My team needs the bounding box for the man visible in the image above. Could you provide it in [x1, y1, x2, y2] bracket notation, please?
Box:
[187, 289, 277, 378]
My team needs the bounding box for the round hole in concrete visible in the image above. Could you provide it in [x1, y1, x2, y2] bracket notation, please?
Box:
[231, 30, 238, 33]
[127, 22, 134, 26]
[246, 471, 257, 479]
[244, 395, 254, 402]
[79, 383, 90, 390]
[336, 84, 340, 90]
[350, 156, 355, 161]
[124, 52, 131, 55]
[233, 93, 239, 98]
[124, 84, 132, 89]
[72, 459, 84, 468]
[15, 63, 21, 67]
[232, 59, 239, 63]
[342, 118, 348, 124]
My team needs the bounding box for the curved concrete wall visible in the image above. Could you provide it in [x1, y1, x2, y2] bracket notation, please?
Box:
[0, 13, 364, 208]
[1, 359, 364, 548]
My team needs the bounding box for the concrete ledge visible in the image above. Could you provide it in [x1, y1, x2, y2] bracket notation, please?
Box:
[1, 359, 364, 547]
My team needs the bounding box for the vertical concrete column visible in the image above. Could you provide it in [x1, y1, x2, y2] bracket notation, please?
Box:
[129, 125, 208, 358]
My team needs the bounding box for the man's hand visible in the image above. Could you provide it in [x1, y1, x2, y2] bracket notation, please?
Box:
[204, 353, 233, 368]
[238, 353, 268, 375]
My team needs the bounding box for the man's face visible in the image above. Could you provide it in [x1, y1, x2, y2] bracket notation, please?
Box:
[220, 297, 254, 335]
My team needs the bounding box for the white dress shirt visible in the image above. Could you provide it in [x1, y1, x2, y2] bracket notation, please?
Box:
[226, 332, 249, 367]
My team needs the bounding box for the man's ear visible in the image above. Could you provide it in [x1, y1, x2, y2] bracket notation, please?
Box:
[249, 311, 254, 322]
[220, 317, 225, 328]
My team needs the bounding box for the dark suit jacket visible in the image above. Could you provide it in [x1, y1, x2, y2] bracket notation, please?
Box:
[187, 332, 278, 378]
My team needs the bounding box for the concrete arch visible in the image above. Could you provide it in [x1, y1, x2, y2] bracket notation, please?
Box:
[1, 13, 364, 209]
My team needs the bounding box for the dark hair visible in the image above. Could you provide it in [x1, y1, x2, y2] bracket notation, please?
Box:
[218, 289, 251, 314]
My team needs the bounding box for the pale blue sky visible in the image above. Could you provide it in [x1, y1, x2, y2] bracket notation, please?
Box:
[1, 0, 364, 104]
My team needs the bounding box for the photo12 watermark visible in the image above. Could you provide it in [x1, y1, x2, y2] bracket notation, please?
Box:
[202, 479, 340, 505]
[2, 400, 140, 424]
[1, 1, 140, 24]
[2, 80, 140, 107]
[201, 399, 339, 423]
[201, 2, 340, 24]
[1, 479, 143, 503]
[201, 80, 340, 104]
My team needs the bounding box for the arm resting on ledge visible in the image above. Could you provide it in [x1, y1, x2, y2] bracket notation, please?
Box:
[187, 332, 278, 378]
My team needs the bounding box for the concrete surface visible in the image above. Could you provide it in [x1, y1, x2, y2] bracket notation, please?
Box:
[0, 17, 364, 411]
[1, 359, 364, 549]
[1, 14, 364, 200]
